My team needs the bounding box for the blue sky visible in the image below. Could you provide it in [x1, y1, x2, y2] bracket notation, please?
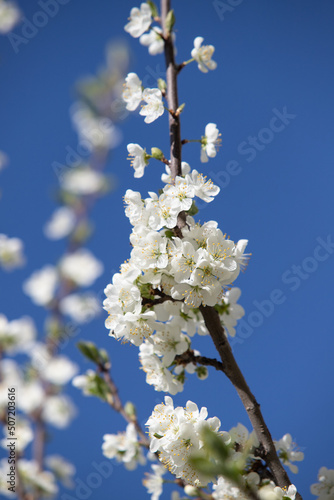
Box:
[1, 1, 334, 499]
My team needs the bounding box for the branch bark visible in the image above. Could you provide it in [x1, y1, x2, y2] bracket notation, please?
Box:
[160, 2, 302, 498]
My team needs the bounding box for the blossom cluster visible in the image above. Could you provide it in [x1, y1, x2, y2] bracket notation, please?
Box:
[146, 396, 222, 486]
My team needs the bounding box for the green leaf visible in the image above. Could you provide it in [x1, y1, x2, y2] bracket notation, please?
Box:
[77, 341, 101, 364]
[165, 9, 175, 33]
[147, 0, 158, 17]
[187, 201, 199, 216]
[188, 456, 219, 479]
[201, 426, 230, 461]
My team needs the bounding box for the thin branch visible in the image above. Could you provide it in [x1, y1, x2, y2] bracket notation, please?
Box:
[98, 364, 150, 447]
[174, 349, 224, 372]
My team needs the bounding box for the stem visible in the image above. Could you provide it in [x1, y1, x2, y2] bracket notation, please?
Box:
[161, 0, 181, 181]
[159, 2, 302, 498]
[199, 305, 302, 499]
[99, 365, 150, 447]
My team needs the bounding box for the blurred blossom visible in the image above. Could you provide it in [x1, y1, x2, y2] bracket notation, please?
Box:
[23, 265, 58, 306]
[0, 314, 36, 354]
[44, 207, 76, 240]
[71, 102, 122, 151]
[59, 248, 103, 287]
[0, 233, 25, 271]
[43, 356, 79, 385]
[59, 292, 100, 323]
[0, 0, 21, 34]
[45, 455, 76, 489]
[0, 150, 8, 170]
[1, 418, 33, 452]
[72, 369, 97, 396]
[42, 395, 76, 429]
[18, 381, 44, 414]
[18, 460, 58, 497]
[61, 166, 106, 196]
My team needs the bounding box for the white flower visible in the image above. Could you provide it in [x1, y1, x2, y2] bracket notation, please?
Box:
[143, 464, 166, 500]
[201, 123, 221, 162]
[163, 176, 195, 212]
[140, 27, 164, 55]
[0, 315, 36, 354]
[70, 102, 121, 151]
[61, 166, 105, 196]
[0, 1, 21, 34]
[185, 169, 220, 202]
[220, 287, 245, 337]
[18, 459, 58, 496]
[108, 310, 156, 346]
[44, 206, 76, 240]
[274, 434, 304, 473]
[139, 341, 184, 395]
[43, 356, 79, 385]
[18, 382, 44, 414]
[140, 88, 164, 124]
[127, 143, 149, 178]
[0, 234, 25, 270]
[59, 249, 103, 287]
[151, 320, 189, 366]
[259, 484, 297, 500]
[123, 72, 143, 111]
[146, 396, 221, 486]
[45, 455, 76, 488]
[102, 423, 146, 470]
[23, 265, 58, 306]
[124, 3, 152, 38]
[213, 476, 249, 500]
[59, 293, 100, 323]
[42, 395, 76, 428]
[191, 36, 217, 73]
[161, 161, 191, 184]
[72, 369, 98, 396]
[311, 467, 334, 500]
[1, 418, 33, 452]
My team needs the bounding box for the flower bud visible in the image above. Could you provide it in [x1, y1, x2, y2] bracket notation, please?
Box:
[151, 147, 164, 160]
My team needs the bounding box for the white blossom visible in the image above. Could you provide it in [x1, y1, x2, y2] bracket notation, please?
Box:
[201, 123, 221, 162]
[311, 467, 334, 500]
[43, 356, 79, 386]
[143, 464, 166, 500]
[123, 72, 143, 111]
[140, 27, 164, 55]
[161, 161, 191, 184]
[140, 88, 164, 124]
[42, 395, 76, 428]
[59, 249, 103, 287]
[274, 433, 304, 474]
[139, 341, 184, 395]
[61, 166, 106, 196]
[185, 169, 220, 202]
[18, 381, 44, 414]
[212, 476, 249, 500]
[220, 287, 245, 337]
[127, 143, 149, 178]
[23, 265, 58, 306]
[191, 36, 217, 73]
[45, 455, 76, 488]
[0, 233, 25, 270]
[0, 315, 36, 354]
[124, 3, 152, 38]
[1, 418, 33, 452]
[44, 206, 76, 240]
[0, 0, 20, 34]
[146, 396, 221, 486]
[71, 102, 121, 151]
[72, 369, 98, 396]
[102, 423, 146, 470]
[59, 292, 100, 323]
[18, 459, 58, 497]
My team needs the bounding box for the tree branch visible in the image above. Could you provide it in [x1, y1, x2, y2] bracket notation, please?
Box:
[159, 2, 302, 498]
[174, 349, 224, 372]
[161, 0, 181, 181]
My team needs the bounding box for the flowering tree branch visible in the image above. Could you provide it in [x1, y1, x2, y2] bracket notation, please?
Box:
[159, 1, 301, 498]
